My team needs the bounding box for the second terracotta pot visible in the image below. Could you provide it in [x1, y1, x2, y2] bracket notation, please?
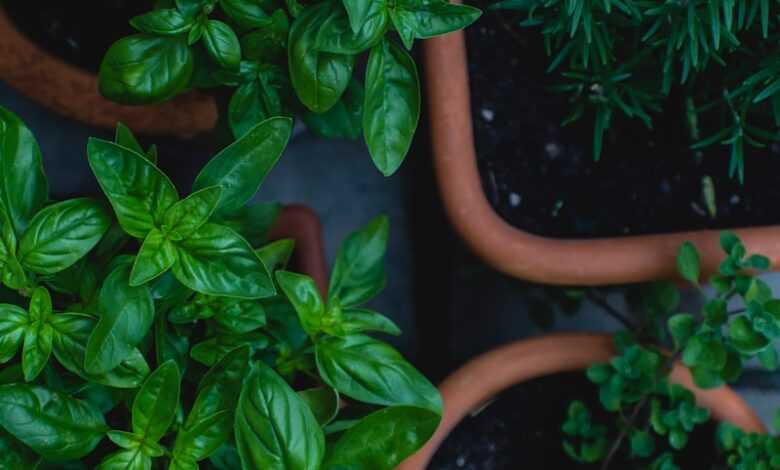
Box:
[398, 333, 764, 469]
[422, 21, 780, 286]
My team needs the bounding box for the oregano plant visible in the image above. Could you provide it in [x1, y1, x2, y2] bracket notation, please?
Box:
[561, 232, 780, 469]
[98, 0, 482, 176]
[0, 107, 441, 469]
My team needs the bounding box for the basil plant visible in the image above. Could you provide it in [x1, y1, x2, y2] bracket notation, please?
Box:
[98, 0, 482, 176]
[0, 106, 442, 469]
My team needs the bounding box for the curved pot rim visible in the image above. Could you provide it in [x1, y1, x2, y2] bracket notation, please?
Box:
[0, 6, 218, 138]
[421, 25, 780, 286]
[398, 332, 765, 469]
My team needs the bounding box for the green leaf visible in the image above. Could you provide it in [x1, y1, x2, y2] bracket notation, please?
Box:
[324, 406, 440, 470]
[289, 3, 355, 113]
[214, 202, 280, 247]
[133, 361, 180, 442]
[130, 228, 178, 286]
[630, 430, 655, 458]
[220, 0, 272, 28]
[173, 223, 275, 298]
[193, 117, 292, 214]
[391, 0, 481, 41]
[314, 5, 387, 54]
[328, 215, 388, 307]
[235, 362, 325, 470]
[0, 304, 25, 363]
[228, 74, 286, 139]
[335, 308, 402, 336]
[204, 20, 242, 69]
[162, 186, 223, 240]
[302, 79, 364, 140]
[214, 300, 267, 333]
[704, 299, 727, 327]
[342, 0, 375, 34]
[87, 138, 179, 238]
[0, 384, 106, 461]
[18, 198, 109, 274]
[677, 241, 700, 285]
[256, 238, 295, 272]
[298, 386, 339, 426]
[315, 334, 442, 413]
[99, 34, 194, 104]
[114, 123, 144, 155]
[364, 39, 420, 176]
[276, 271, 325, 335]
[720, 231, 740, 255]
[130, 8, 193, 35]
[729, 316, 770, 354]
[0, 107, 49, 236]
[190, 332, 267, 366]
[22, 318, 53, 382]
[668, 314, 696, 350]
[51, 313, 151, 388]
[758, 347, 778, 371]
[98, 449, 152, 470]
[172, 346, 250, 465]
[85, 265, 155, 374]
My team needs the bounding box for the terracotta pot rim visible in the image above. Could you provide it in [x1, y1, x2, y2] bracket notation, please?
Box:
[422, 27, 780, 285]
[397, 332, 765, 469]
[0, 6, 218, 138]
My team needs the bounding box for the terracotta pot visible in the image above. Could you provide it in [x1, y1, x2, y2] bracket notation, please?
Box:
[270, 205, 329, 295]
[0, 7, 218, 138]
[422, 25, 780, 286]
[398, 333, 765, 469]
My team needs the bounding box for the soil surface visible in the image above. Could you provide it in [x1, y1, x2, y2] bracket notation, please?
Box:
[467, 7, 780, 238]
[428, 372, 720, 470]
[3, 0, 151, 73]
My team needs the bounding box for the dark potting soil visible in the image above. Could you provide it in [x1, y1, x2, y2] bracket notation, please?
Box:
[466, 8, 780, 238]
[428, 372, 720, 470]
[3, 0, 151, 73]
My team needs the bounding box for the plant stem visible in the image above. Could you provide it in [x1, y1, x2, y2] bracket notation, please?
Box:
[599, 395, 650, 470]
[586, 290, 635, 329]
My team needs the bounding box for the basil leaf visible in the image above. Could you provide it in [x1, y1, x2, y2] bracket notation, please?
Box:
[315, 334, 442, 413]
[0, 430, 36, 468]
[191, 331, 268, 366]
[213, 202, 280, 247]
[324, 406, 440, 470]
[85, 265, 155, 374]
[51, 313, 150, 389]
[214, 300, 267, 333]
[241, 12, 289, 63]
[22, 321, 53, 382]
[289, 3, 355, 113]
[392, 0, 481, 41]
[235, 362, 325, 470]
[172, 346, 250, 465]
[0, 107, 48, 236]
[276, 271, 325, 334]
[204, 20, 242, 69]
[98, 449, 152, 470]
[256, 238, 295, 272]
[302, 79, 363, 140]
[314, 5, 387, 54]
[298, 386, 339, 426]
[88, 139, 179, 238]
[363, 39, 420, 176]
[162, 186, 223, 240]
[173, 223, 275, 298]
[328, 214, 388, 307]
[130, 228, 178, 286]
[0, 304, 27, 362]
[130, 8, 193, 35]
[155, 314, 189, 374]
[228, 71, 287, 139]
[133, 361, 180, 441]
[18, 198, 110, 274]
[220, 0, 272, 28]
[177, 0, 209, 17]
[99, 34, 194, 104]
[114, 122, 144, 154]
[342, 0, 374, 34]
[193, 117, 291, 214]
[0, 384, 107, 461]
[336, 308, 401, 336]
